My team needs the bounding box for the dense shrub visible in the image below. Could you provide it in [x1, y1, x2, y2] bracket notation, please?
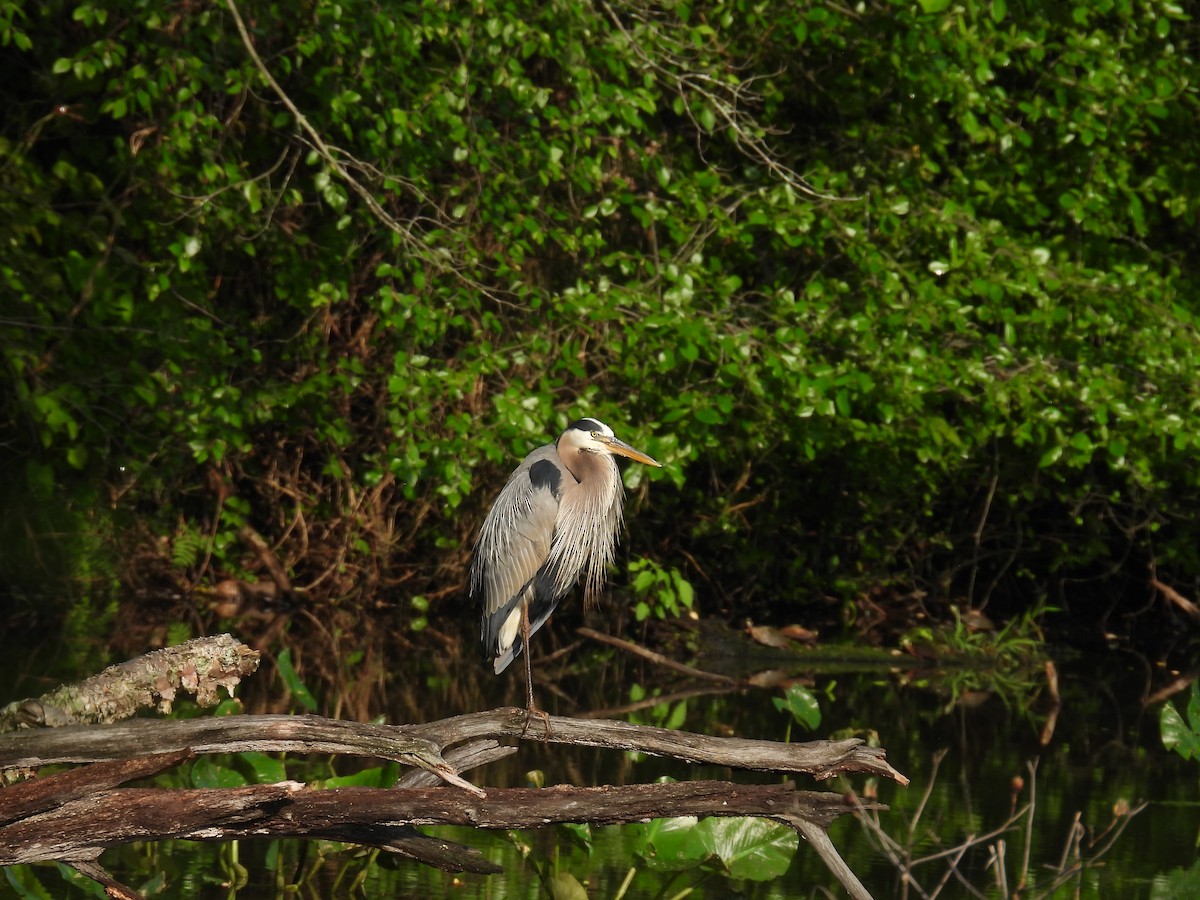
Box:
[2, 0, 1197, 632]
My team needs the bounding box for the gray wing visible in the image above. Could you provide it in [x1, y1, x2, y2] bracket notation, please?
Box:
[470, 443, 566, 664]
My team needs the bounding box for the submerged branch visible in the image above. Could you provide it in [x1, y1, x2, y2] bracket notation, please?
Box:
[577, 625, 741, 685]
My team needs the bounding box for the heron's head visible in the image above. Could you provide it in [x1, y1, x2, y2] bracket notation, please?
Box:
[559, 418, 662, 467]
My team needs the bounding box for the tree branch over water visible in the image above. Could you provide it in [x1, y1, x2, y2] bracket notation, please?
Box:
[0, 637, 903, 900]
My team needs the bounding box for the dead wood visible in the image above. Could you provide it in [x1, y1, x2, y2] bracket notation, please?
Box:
[0, 778, 873, 868]
[0, 751, 191, 827]
[0, 635, 904, 899]
[0, 715, 485, 795]
[238, 524, 295, 597]
[0, 708, 907, 790]
[0, 634, 259, 732]
[407, 708, 910, 786]
[1151, 577, 1200, 622]
[66, 860, 143, 900]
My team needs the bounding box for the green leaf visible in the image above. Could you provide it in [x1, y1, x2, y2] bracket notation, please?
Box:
[54, 863, 112, 898]
[632, 816, 709, 870]
[674, 575, 695, 610]
[1038, 445, 1063, 469]
[5, 866, 56, 900]
[546, 872, 588, 900]
[697, 817, 800, 880]
[190, 756, 247, 788]
[664, 700, 688, 731]
[238, 751, 287, 784]
[772, 684, 822, 730]
[276, 648, 318, 712]
[1153, 858, 1200, 899]
[324, 764, 397, 788]
[66, 445, 88, 469]
[1160, 697, 1200, 761]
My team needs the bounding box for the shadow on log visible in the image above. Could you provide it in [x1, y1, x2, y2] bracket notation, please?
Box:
[0, 636, 905, 900]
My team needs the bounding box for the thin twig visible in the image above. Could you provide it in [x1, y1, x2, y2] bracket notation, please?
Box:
[597, 0, 854, 203]
[222, 0, 511, 307]
[989, 838, 1007, 896]
[926, 843, 969, 900]
[1020, 758, 1038, 888]
[907, 748, 947, 844]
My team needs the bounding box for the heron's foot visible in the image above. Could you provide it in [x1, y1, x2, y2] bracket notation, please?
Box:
[520, 705, 553, 741]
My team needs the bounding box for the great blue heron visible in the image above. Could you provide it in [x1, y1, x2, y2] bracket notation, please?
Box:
[470, 417, 661, 722]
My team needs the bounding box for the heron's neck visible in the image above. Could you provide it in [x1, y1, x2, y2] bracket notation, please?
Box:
[564, 449, 614, 484]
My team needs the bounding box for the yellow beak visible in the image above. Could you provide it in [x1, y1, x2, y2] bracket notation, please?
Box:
[598, 435, 662, 467]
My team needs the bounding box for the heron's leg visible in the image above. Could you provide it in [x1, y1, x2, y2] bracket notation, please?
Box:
[519, 600, 552, 740]
[521, 601, 536, 710]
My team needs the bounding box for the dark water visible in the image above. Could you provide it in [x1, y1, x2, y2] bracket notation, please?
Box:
[378, 638, 1199, 899]
[1, 624, 1197, 899]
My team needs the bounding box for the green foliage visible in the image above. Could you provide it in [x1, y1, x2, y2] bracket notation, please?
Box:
[630, 815, 798, 880]
[189, 755, 247, 789]
[899, 607, 1046, 707]
[773, 683, 822, 732]
[275, 648, 319, 713]
[169, 524, 207, 572]
[629, 558, 695, 621]
[4, 866, 56, 900]
[626, 685, 689, 733]
[1, 0, 1198, 633]
[903, 606, 1044, 665]
[1161, 683, 1200, 762]
[408, 594, 430, 633]
[4, 863, 165, 900]
[1153, 859, 1200, 900]
[321, 763, 400, 789]
[238, 751, 288, 784]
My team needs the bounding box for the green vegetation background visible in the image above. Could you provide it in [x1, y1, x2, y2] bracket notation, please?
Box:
[3, 0, 1198, 637]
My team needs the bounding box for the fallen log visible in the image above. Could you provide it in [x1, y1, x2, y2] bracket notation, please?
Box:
[0, 777, 864, 867]
[0, 635, 904, 900]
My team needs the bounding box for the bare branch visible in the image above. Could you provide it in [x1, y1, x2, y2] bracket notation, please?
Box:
[0, 779, 871, 870]
[793, 817, 876, 900]
[0, 714, 482, 796]
[405, 708, 910, 785]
